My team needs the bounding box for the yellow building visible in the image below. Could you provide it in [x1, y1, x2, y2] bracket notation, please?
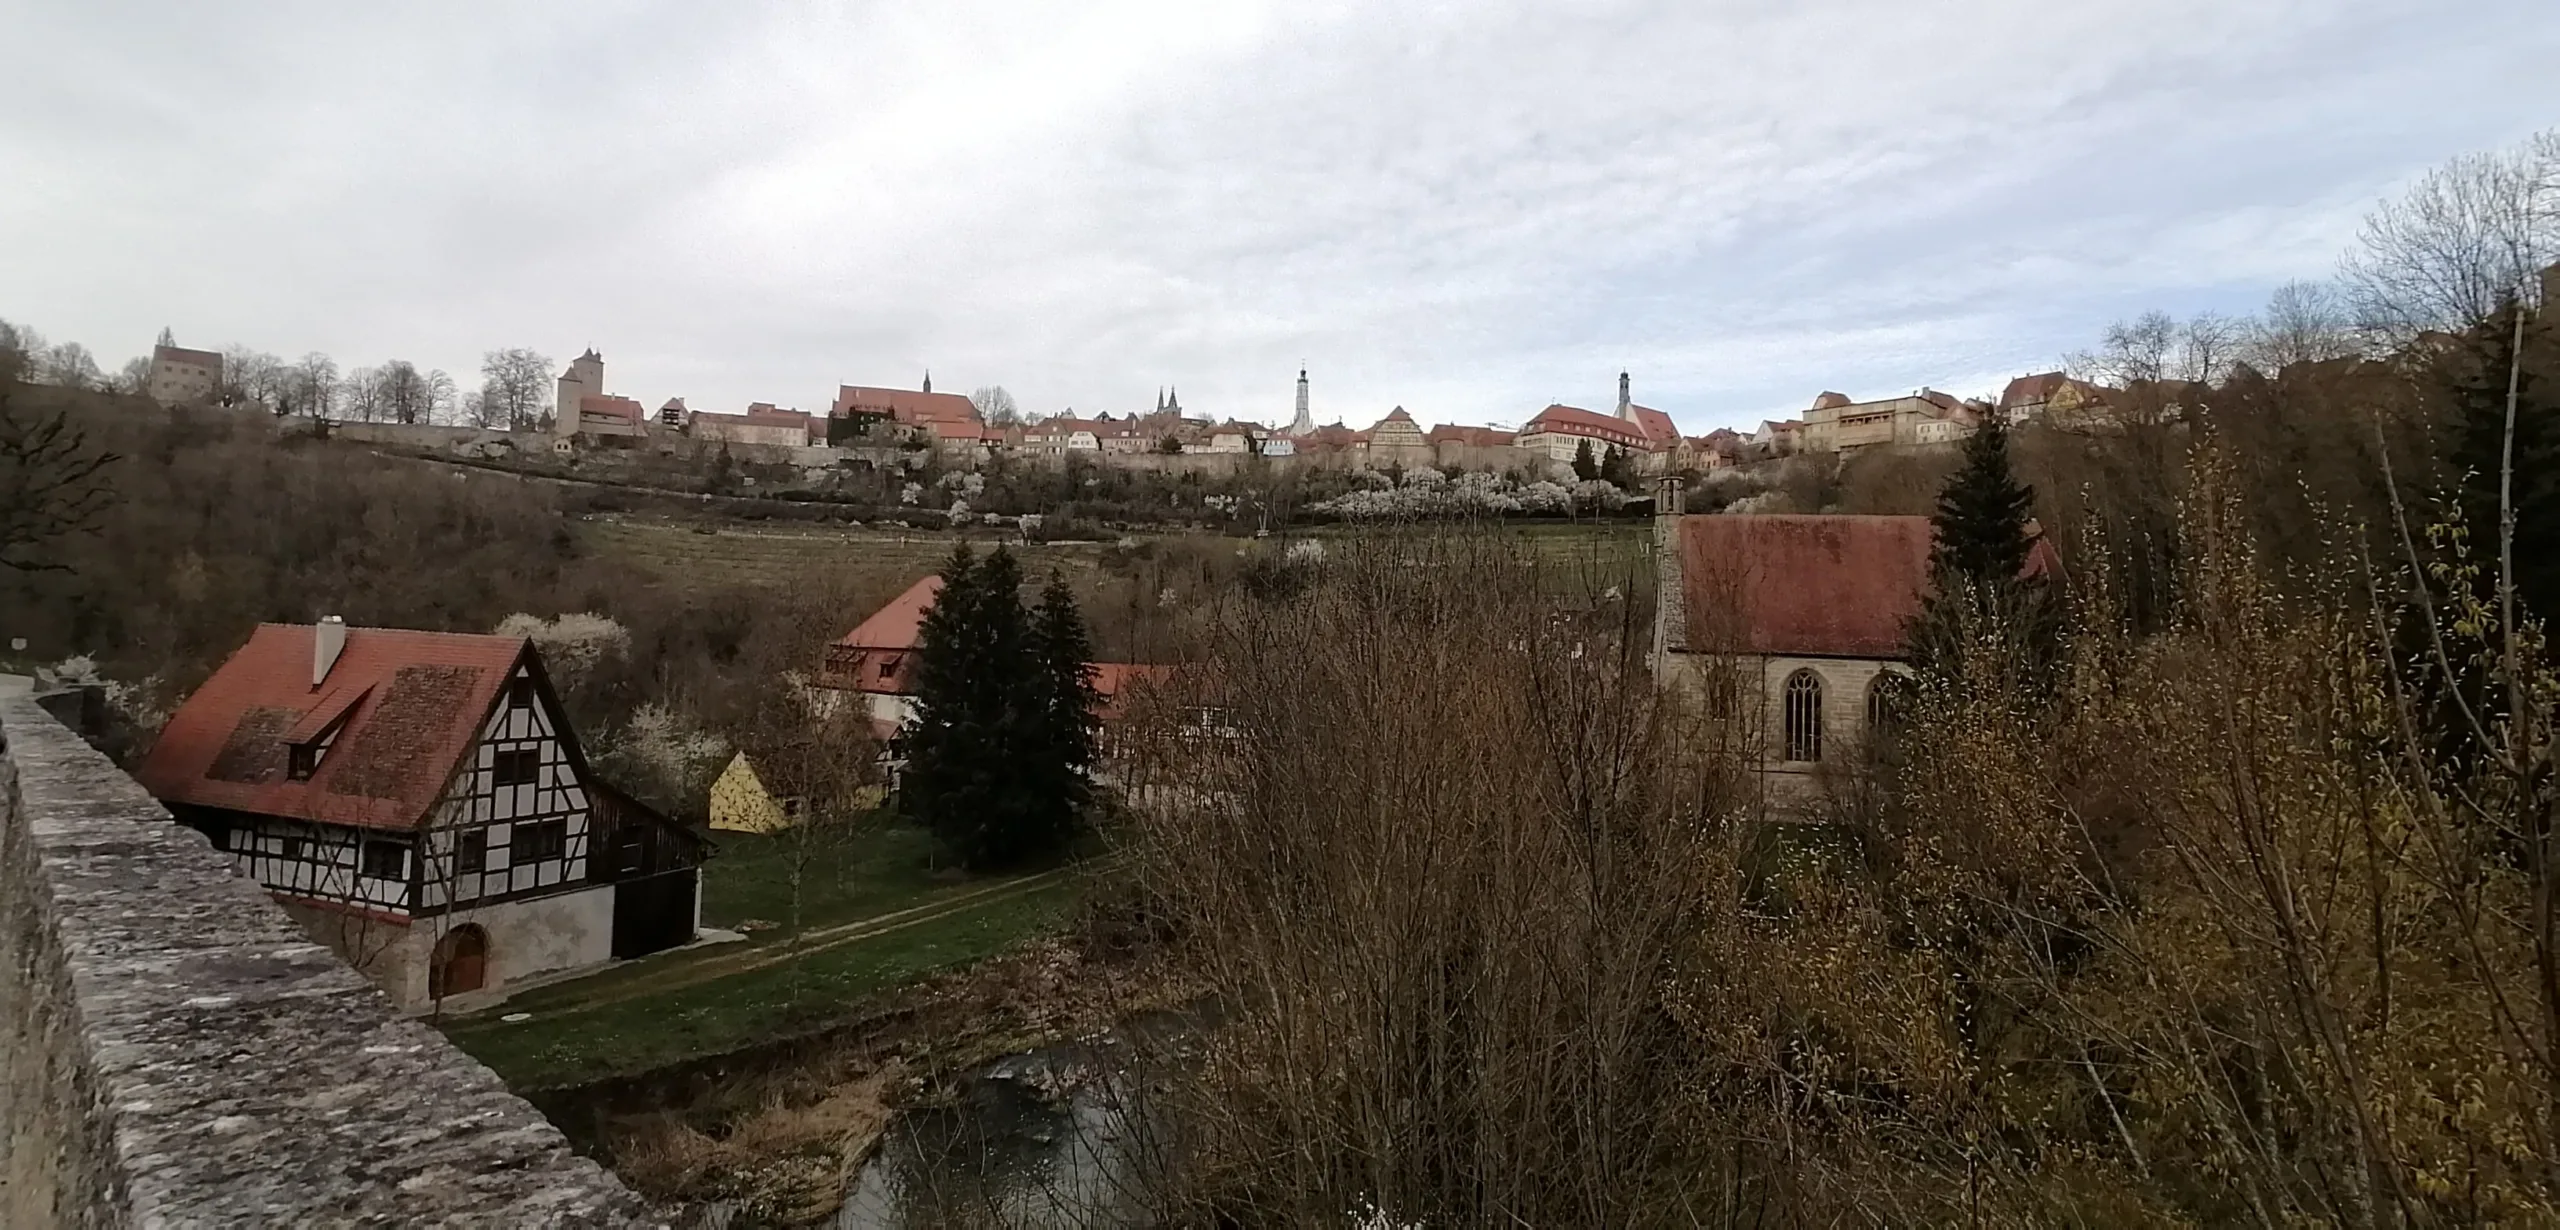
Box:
[707, 753, 798, 834]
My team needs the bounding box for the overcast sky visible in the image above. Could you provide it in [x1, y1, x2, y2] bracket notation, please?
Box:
[5, 1, 2556, 433]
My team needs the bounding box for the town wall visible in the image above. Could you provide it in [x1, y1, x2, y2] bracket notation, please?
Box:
[0, 693, 651, 1226]
[324, 420, 543, 458]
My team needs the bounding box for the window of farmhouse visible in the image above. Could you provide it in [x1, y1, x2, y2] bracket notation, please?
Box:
[1783, 669, 1824, 762]
[512, 818, 567, 865]
[492, 748, 540, 787]
[361, 840, 408, 880]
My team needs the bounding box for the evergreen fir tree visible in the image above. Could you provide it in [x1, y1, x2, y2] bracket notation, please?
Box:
[1572, 439, 1599, 483]
[1930, 415, 2035, 587]
[2443, 298, 2560, 623]
[1910, 414, 2055, 692]
[1599, 444, 1635, 487]
[895, 545, 1093, 870]
[1026, 572, 1102, 842]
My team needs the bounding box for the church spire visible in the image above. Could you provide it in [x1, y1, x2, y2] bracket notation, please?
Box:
[1617, 370, 1634, 421]
[923, 370, 932, 394]
[1290, 368, 1314, 436]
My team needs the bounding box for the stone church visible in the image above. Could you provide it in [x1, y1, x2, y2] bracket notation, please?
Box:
[1650, 483, 2055, 816]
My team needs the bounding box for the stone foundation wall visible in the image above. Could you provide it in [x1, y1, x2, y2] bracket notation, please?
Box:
[0, 695, 653, 1226]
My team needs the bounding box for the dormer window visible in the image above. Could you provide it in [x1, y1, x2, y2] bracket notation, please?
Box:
[288, 742, 322, 781]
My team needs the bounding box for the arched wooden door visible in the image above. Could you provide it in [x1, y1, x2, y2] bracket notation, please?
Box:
[430, 925, 489, 998]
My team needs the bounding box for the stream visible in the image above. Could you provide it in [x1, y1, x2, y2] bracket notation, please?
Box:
[823, 1008, 1198, 1228]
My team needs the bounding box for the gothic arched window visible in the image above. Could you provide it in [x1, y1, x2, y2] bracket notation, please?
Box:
[1866, 672, 1905, 743]
[1783, 669, 1824, 762]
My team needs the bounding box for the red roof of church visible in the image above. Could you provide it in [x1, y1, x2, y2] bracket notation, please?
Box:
[1679, 516, 1937, 659]
[832, 385, 984, 428]
[1525, 404, 1652, 448]
[136, 625, 536, 833]
[1679, 516, 2059, 658]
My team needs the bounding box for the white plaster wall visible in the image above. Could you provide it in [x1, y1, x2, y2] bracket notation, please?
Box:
[390, 884, 615, 1010]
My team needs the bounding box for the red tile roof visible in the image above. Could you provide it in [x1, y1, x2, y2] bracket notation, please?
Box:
[1029, 416, 1106, 436]
[1999, 372, 2068, 408]
[829, 576, 1169, 712]
[1375, 407, 1417, 426]
[136, 625, 533, 832]
[1679, 516, 1936, 658]
[153, 344, 223, 369]
[1811, 391, 1852, 410]
[1090, 662, 1176, 722]
[833, 385, 984, 428]
[578, 394, 646, 424]
[1426, 424, 1517, 447]
[839, 575, 943, 653]
[1525, 403, 1653, 450]
[1628, 404, 1681, 448]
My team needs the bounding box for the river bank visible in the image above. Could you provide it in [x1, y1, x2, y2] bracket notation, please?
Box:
[532, 933, 1188, 1225]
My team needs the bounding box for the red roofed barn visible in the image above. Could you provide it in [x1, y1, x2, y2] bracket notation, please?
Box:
[137, 620, 704, 1011]
[816, 575, 1172, 746]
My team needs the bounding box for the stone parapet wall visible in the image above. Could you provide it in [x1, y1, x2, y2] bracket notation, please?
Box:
[0, 695, 653, 1227]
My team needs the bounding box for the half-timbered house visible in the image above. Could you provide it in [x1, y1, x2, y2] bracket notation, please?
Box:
[136, 619, 706, 1012]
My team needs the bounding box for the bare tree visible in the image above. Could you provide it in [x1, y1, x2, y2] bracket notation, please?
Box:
[290, 352, 339, 419]
[0, 362, 119, 571]
[969, 385, 1022, 427]
[2073, 310, 2177, 385]
[2342, 128, 2560, 342]
[0, 320, 45, 371]
[40, 342, 102, 391]
[2075, 308, 2255, 389]
[340, 366, 383, 422]
[479, 348, 553, 431]
[423, 368, 457, 425]
[2175, 310, 2246, 385]
[114, 355, 150, 396]
[2246, 280, 2359, 369]
[374, 360, 448, 425]
[220, 346, 284, 409]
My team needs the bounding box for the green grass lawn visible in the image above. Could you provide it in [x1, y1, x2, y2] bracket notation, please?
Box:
[699, 822, 959, 934]
[442, 877, 1080, 1089]
[433, 818, 1084, 1089]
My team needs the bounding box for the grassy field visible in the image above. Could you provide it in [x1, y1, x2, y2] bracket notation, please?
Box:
[438, 822, 1083, 1089]
[577, 516, 1116, 592]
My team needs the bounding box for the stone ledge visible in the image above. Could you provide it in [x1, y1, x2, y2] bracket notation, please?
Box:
[0, 696, 655, 1227]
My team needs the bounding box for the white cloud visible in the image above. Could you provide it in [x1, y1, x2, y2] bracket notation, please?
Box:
[3, 0, 2556, 432]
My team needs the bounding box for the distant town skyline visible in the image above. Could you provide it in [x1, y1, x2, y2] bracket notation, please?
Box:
[5, 0, 2557, 434]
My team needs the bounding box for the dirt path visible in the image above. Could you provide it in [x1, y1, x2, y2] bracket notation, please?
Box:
[481, 870, 1073, 1019]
